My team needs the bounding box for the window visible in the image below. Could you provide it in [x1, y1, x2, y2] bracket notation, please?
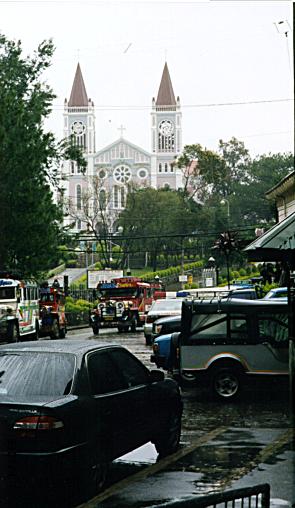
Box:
[159, 163, 162, 173]
[190, 313, 227, 339]
[71, 161, 75, 174]
[99, 189, 106, 210]
[0, 353, 75, 397]
[164, 163, 168, 173]
[258, 314, 288, 345]
[229, 318, 248, 340]
[76, 185, 81, 210]
[114, 186, 119, 208]
[113, 165, 131, 184]
[87, 352, 126, 395]
[109, 349, 149, 387]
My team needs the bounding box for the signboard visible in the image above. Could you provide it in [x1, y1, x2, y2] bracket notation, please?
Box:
[178, 275, 188, 282]
[205, 277, 214, 287]
[87, 270, 124, 289]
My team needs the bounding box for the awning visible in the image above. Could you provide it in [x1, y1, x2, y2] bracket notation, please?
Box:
[243, 211, 295, 265]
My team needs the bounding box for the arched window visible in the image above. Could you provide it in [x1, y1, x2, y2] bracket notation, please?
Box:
[114, 186, 119, 208]
[76, 185, 81, 210]
[99, 189, 106, 210]
[121, 187, 125, 208]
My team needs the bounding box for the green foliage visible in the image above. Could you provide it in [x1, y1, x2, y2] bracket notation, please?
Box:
[65, 297, 90, 313]
[119, 187, 202, 272]
[142, 260, 203, 282]
[0, 33, 85, 277]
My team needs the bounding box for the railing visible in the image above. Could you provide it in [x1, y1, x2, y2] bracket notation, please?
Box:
[155, 484, 270, 508]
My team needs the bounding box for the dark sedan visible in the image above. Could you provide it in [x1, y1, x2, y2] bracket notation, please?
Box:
[0, 340, 182, 496]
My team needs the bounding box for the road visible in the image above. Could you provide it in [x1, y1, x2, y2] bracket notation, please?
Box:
[6, 327, 294, 508]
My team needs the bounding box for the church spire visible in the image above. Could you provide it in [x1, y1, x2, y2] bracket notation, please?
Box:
[156, 62, 176, 106]
[68, 63, 89, 107]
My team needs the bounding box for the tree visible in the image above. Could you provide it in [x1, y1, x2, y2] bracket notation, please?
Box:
[65, 176, 125, 268]
[119, 187, 200, 272]
[0, 34, 85, 277]
[174, 144, 227, 202]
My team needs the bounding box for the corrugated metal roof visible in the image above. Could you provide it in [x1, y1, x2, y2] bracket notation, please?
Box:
[244, 211, 295, 263]
[156, 62, 176, 106]
[68, 63, 89, 107]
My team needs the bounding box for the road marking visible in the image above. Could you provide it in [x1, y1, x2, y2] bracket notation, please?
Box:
[76, 426, 229, 507]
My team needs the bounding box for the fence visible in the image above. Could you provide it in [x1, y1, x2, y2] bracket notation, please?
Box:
[155, 484, 270, 508]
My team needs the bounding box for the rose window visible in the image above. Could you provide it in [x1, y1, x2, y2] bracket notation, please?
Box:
[113, 165, 132, 184]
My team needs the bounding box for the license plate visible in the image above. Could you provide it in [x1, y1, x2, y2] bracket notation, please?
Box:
[104, 316, 114, 321]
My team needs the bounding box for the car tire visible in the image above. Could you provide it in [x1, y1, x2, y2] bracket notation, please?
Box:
[50, 319, 59, 340]
[92, 324, 99, 335]
[81, 458, 109, 497]
[211, 364, 242, 400]
[130, 317, 137, 332]
[180, 372, 197, 387]
[59, 327, 66, 338]
[154, 410, 181, 459]
[145, 335, 152, 346]
[7, 321, 19, 343]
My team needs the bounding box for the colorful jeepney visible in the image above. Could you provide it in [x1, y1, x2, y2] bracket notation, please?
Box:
[90, 276, 165, 334]
[0, 276, 39, 342]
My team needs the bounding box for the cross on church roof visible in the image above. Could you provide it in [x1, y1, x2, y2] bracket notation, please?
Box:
[118, 125, 126, 138]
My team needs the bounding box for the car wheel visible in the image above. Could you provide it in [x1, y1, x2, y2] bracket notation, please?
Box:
[145, 335, 152, 346]
[130, 317, 137, 332]
[50, 319, 59, 340]
[211, 365, 242, 400]
[92, 324, 99, 335]
[81, 459, 109, 497]
[154, 410, 181, 459]
[7, 322, 19, 343]
[59, 327, 66, 338]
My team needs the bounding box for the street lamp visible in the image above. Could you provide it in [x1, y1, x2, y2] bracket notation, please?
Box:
[109, 226, 123, 265]
[220, 199, 230, 218]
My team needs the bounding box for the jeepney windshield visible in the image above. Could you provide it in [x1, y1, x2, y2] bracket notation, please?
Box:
[0, 287, 16, 300]
[99, 287, 138, 298]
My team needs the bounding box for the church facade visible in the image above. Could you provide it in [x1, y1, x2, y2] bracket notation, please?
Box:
[61, 62, 183, 233]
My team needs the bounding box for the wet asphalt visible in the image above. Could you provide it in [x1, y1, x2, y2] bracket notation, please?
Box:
[4, 327, 294, 508]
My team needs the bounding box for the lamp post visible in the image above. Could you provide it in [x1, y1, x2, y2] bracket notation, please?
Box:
[220, 198, 230, 218]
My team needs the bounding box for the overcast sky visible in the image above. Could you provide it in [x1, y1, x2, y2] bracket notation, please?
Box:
[1, 0, 293, 158]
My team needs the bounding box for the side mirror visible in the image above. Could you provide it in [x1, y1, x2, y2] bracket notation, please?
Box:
[150, 369, 165, 383]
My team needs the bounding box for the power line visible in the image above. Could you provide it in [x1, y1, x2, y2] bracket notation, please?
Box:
[51, 97, 292, 111]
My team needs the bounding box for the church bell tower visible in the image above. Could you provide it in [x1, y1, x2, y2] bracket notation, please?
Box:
[151, 62, 182, 189]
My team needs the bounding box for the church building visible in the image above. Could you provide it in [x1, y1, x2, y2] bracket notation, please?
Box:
[61, 62, 183, 233]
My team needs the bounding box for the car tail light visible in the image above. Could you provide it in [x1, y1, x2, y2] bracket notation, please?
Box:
[176, 347, 180, 359]
[155, 324, 162, 334]
[13, 416, 64, 432]
[146, 316, 155, 323]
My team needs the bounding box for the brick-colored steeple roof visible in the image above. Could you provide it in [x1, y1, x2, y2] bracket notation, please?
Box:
[156, 62, 176, 106]
[68, 63, 88, 107]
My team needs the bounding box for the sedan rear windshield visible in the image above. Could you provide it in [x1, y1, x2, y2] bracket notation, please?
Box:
[0, 352, 75, 397]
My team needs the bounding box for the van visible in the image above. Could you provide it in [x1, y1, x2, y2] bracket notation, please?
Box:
[161, 299, 289, 400]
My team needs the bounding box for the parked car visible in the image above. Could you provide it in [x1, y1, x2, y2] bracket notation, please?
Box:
[263, 287, 287, 300]
[0, 340, 182, 495]
[152, 315, 182, 343]
[151, 332, 180, 371]
[152, 299, 289, 401]
[144, 298, 183, 345]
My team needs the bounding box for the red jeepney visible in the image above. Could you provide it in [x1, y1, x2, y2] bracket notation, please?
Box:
[90, 276, 165, 334]
[39, 284, 67, 339]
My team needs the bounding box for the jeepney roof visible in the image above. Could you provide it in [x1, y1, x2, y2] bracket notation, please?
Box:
[0, 278, 20, 288]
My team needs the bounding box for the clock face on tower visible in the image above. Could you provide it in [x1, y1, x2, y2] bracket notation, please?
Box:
[159, 120, 174, 136]
[71, 121, 86, 136]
